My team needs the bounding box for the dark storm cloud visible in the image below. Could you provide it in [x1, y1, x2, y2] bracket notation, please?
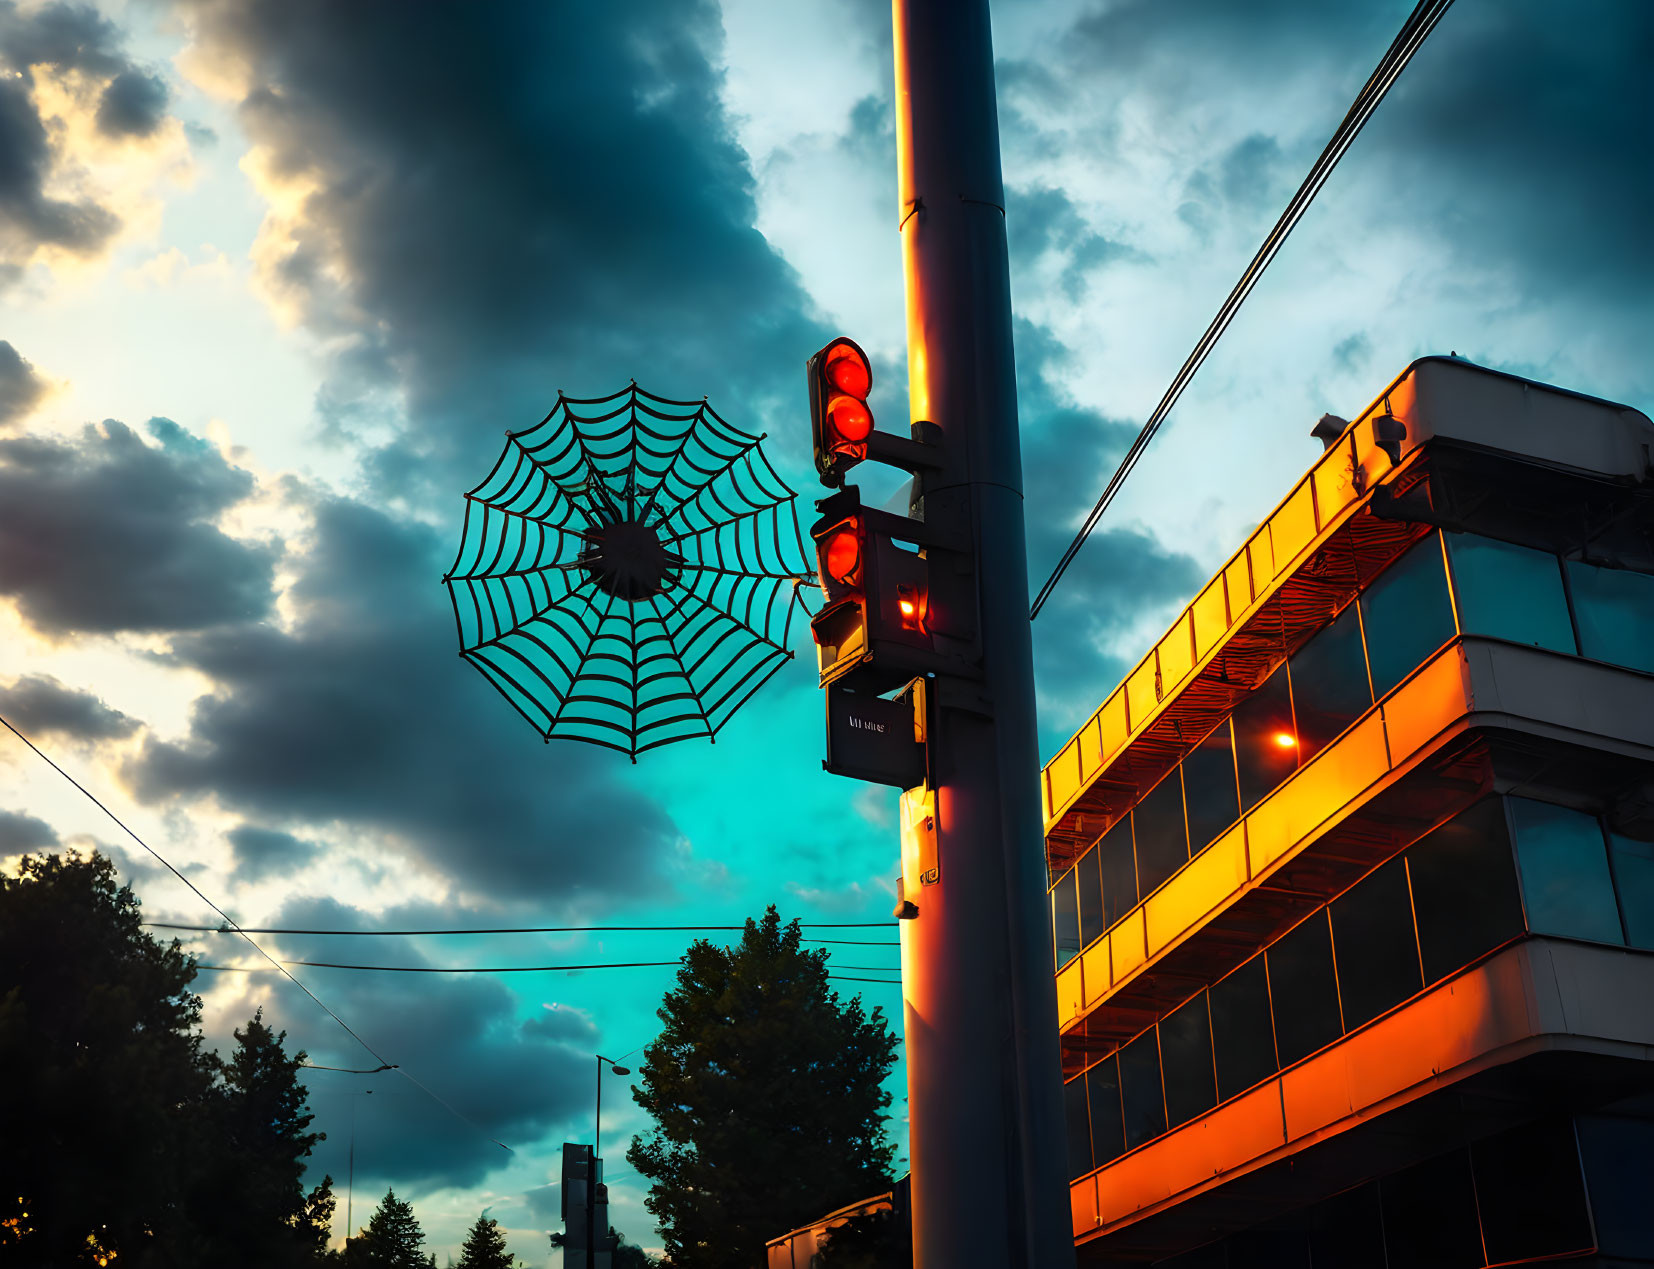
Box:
[1021, 0, 1652, 324]
[1015, 320, 1205, 744]
[0, 2, 176, 273]
[127, 490, 680, 907]
[169, 0, 826, 488]
[1007, 184, 1141, 299]
[0, 674, 137, 741]
[95, 69, 169, 138]
[0, 808, 58, 852]
[260, 896, 602, 1188]
[0, 418, 276, 635]
[226, 824, 318, 884]
[0, 341, 45, 426]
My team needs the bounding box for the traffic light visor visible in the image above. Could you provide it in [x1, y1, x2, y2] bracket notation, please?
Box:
[824, 342, 872, 399]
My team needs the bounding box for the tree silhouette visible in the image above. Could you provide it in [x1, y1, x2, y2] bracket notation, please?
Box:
[0, 849, 213, 1265]
[194, 1009, 335, 1264]
[627, 907, 898, 1268]
[455, 1212, 515, 1268]
[353, 1189, 429, 1268]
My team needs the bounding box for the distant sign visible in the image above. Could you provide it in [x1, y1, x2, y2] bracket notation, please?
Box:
[825, 683, 925, 788]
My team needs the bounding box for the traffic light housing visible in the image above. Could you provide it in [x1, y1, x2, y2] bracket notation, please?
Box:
[809, 337, 875, 487]
[810, 487, 945, 694]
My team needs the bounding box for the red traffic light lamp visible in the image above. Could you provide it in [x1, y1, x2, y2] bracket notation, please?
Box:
[810, 337, 876, 486]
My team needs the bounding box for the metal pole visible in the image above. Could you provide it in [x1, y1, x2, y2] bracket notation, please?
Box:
[591, 1055, 600, 1269]
[890, 2, 1074, 1267]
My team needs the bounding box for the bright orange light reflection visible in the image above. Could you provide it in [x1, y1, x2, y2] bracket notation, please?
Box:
[1273, 731, 1298, 749]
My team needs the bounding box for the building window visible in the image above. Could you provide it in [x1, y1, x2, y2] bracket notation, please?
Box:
[1406, 797, 1525, 984]
[1565, 557, 1654, 673]
[1379, 1148, 1484, 1269]
[1287, 602, 1372, 762]
[1446, 532, 1577, 654]
[1508, 796, 1625, 945]
[1182, 720, 1239, 855]
[1086, 1055, 1126, 1169]
[1063, 1072, 1092, 1180]
[1134, 770, 1190, 899]
[1576, 1112, 1654, 1260]
[1329, 856, 1422, 1030]
[1209, 952, 1276, 1102]
[1099, 816, 1138, 931]
[1470, 1117, 1593, 1265]
[1076, 842, 1106, 950]
[1360, 532, 1456, 699]
[1118, 1029, 1166, 1150]
[1052, 866, 1081, 969]
[1267, 911, 1342, 1068]
[1159, 993, 1217, 1130]
[1232, 662, 1298, 811]
[1607, 828, 1654, 950]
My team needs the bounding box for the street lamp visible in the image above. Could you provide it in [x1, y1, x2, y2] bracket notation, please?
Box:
[346, 1088, 373, 1245]
[591, 1056, 631, 1269]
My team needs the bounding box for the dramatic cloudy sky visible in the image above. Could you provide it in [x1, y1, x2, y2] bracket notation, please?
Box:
[1, 0, 1648, 1260]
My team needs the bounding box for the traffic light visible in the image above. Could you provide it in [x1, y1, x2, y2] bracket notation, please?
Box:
[809, 337, 875, 486]
[809, 487, 942, 695]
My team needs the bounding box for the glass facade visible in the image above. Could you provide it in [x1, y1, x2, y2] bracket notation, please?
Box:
[1061, 788, 1654, 1178]
[1151, 1111, 1650, 1269]
[1050, 526, 1654, 972]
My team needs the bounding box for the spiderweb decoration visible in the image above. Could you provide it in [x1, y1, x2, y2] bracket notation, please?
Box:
[443, 384, 816, 759]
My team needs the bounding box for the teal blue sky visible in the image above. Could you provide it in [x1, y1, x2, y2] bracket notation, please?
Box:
[0, 0, 1649, 1262]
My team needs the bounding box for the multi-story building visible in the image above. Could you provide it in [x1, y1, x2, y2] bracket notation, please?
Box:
[1041, 357, 1654, 1267]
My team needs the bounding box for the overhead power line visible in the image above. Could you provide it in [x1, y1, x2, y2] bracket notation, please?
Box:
[150, 921, 895, 936]
[1029, 0, 1457, 620]
[0, 712, 512, 1157]
[201, 959, 901, 975]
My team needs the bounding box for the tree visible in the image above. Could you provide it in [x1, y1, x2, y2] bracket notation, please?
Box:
[353, 1189, 429, 1269]
[195, 1009, 335, 1264]
[455, 1212, 515, 1268]
[627, 907, 899, 1268]
[0, 849, 214, 1266]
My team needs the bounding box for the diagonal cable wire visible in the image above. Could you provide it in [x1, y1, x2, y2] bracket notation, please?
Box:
[1030, 0, 1456, 620]
[0, 712, 514, 1155]
[148, 921, 896, 935]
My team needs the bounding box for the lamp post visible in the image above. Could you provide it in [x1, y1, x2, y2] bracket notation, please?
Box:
[591, 1055, 631, 1269]
[346, 1088, 373, 1246]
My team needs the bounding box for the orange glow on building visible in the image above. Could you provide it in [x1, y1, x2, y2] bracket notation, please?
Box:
[1272, 730, 1297, 749]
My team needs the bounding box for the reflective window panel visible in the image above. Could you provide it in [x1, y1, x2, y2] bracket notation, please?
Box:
[1118, 1028, 1167, 1150]
[1508, 796, 1624, 945]
[1608, 828, 1654, 950]
[1287, 602, 1372, 761]
[1360, 533, 1457, 699]
[1052, 867, 1081, 968]
[1576, 1113, 1654, 1260]
[1304, 1184, 1387, 1269]
[1209, 952, 1277, 1102]
[1407, 797, 1525, 984]
[1232, 661, 1298, 811]
[1133, 769, 1190, 899]
[1098, 816, 1138, 931]
[1267, 912, 1342, 1067]
[1086, 1055, 1126, 1169]
[1076, 843, 1106, 950]
[1329, 857, 1423, 1031]
[1182, 720, 1240, 854]
[1063, 1072, 1092, 1180]
[1380, 1148, 1485, 1269]
[1446, 532, 1576, 654]
[1471, 1116, 1593, 1265]
[1159, 993, 1217, 1130]
[1567, 558, 1654, 673]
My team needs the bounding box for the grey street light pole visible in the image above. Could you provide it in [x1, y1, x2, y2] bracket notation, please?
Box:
[346, 1088, 373, 1245]
[889, 1, 1076, 1266]
[590, 1054, 631, 1269]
